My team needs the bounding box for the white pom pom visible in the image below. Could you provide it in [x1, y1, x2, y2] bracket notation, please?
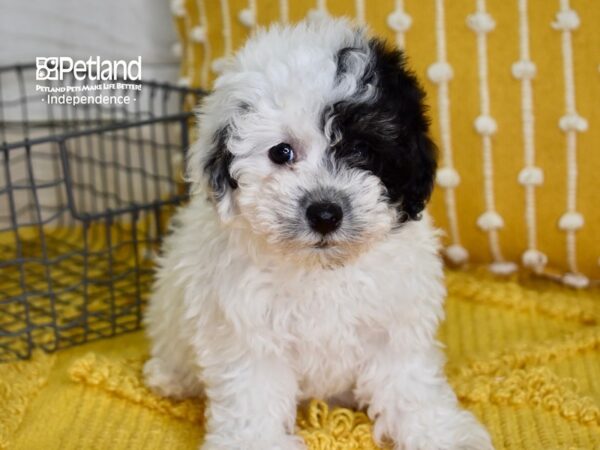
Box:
[177, 76, 190, 87]
[511, 60, 537, 79]
[552, 9, 580, 31]
[521, 249, 548, 270]
[307, 8, 329, 22]
[477, 211, 504, 231]
[238, 8, 255, 27]
[170, 0, 186, 17]
[466, 12, 496, 33]
[562, 272, 589, 289]
[427, 62, 454, 83]
[387, 10, 413, 32]
[558, 211, 584, 231]
[489, 261, 518, 275]
[436, 167, 460, 188]
[211, 57, 227, 74]
[559, 114, 588, 132]
[445, 245, 469, 264]
[171, 42, 183, 58]
[518, 166, 544, 186]
[191, 26, 207, 43]
[474, 115, 497, 136]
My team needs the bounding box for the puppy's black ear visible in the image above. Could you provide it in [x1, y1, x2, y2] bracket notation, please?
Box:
[367, 39, 438, 221]
[402, 132, 437, 221]
[203, 126, 238, 221]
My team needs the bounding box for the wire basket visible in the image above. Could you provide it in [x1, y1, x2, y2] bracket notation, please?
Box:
[0, 64, 205, 361]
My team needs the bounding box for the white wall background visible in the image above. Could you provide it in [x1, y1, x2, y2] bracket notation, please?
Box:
[0, 0, 184, 226]
[0, 0, 180, 82]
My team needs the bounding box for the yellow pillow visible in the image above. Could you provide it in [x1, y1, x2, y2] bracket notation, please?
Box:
[169, 0, 600, 286]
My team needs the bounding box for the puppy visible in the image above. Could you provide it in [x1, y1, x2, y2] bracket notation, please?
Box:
[144, 18, 493, 450]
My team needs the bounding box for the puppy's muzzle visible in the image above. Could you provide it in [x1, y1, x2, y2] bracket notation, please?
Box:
[306, 202, 343, 235]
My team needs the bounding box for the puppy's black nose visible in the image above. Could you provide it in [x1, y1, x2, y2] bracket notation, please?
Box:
[306, 202, 343, 235]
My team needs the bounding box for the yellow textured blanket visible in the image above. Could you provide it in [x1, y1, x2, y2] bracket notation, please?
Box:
[2, 269, 600, 450]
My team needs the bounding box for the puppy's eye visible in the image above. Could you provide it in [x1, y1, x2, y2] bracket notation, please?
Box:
[268, 143, 295, 165]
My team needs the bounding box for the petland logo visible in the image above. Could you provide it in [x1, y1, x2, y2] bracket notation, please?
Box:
[36, 56, 142, 81]
[35, 56, 143, 106]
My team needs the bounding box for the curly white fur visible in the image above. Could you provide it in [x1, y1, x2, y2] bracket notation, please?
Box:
[144, 18, 493, 450]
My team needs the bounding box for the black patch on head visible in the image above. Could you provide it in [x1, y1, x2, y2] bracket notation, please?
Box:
[203, 126, 238, 200]
[326, 38, 437, 222]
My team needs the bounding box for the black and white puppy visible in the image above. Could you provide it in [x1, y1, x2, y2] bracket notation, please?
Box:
[144, 18, 493, 450]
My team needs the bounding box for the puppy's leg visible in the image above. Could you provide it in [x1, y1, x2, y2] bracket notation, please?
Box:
[143, 350, 203, 400]
[144, 280, 204, 400]
[201, 355, 304, 450]
[355, 345, 493, 450]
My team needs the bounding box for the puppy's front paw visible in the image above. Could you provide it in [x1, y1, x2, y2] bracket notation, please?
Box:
[201, 432, 306, 450]
[430, 411, 493, 450]
[143, 357, 202, 400]
[377, 407, 493, 450]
